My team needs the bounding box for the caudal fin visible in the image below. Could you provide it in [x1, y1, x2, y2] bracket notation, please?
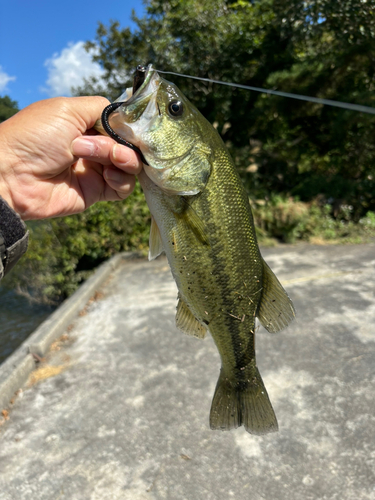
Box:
[209, 367, 278, 435]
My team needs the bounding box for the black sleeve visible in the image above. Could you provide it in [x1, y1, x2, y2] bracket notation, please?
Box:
[0, 197, 29, 280]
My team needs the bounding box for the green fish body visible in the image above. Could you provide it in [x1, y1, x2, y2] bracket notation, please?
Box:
[102, 66, 295, 434]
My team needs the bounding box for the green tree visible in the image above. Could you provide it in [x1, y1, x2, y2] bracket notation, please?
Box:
[259, 0, 375, 216]
[0, 95, 19, 123]
[77, 0, 375, 216]
[11, 0, 375, 303]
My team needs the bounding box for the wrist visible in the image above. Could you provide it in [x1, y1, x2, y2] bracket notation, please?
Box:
[0, 180, 17, 215]
[0, 177, 15, 213]
[0, 129, 20, 214]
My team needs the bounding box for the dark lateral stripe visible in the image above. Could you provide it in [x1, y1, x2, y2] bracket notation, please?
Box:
[200, 194, 255, 382]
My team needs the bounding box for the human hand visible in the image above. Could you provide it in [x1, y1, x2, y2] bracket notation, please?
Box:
[0, 96, 142, 220]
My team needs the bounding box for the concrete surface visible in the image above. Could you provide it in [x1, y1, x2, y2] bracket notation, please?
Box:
[0, 252, 127, 412]
[0, 244, 374, 500]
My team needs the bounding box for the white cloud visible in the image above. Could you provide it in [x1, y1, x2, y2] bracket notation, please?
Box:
[43, 41, 105, 97]
[0, 66, 16, 92]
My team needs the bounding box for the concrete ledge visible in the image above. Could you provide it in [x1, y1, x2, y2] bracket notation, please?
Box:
[0, 252, 136, 410]
[0, 351, 35, 411]
[27, 253, 126, 358]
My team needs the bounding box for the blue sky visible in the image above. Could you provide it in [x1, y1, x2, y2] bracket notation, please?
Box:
[0, 0, 145, 109]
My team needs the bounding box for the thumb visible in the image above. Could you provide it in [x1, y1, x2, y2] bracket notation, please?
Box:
[65, 96, 111, 133]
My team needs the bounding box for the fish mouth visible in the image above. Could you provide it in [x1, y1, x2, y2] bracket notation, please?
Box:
[119, 65, 160, 126]
[99, 64, 161, 158]
[125, 64, 158, 106]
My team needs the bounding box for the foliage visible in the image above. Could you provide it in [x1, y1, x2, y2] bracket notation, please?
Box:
[10, 0, 375, 302]
[77, 0, 375, 217]
[5, 184, 150, 304]
[252, 196, 375, 245]
[8, 190, 375, 304]
[0, 95, 19, 123]
[254, 0, 375, 217]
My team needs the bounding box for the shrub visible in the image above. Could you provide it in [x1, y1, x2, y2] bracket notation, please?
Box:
[5, 183, 150, 304]
[6, 187, 375, 305]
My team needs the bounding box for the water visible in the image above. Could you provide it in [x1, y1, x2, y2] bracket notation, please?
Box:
[0, 285, 53, 365]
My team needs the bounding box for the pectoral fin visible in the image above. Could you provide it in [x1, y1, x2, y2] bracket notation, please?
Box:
[257, 259, 296, 333]
[178, 200, 210, 246]
[148, 215, 164, 261]
[176, 296, 207, 339]
[165, 196, 210, 246]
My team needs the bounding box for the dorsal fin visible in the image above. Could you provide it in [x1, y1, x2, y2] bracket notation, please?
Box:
[257, 259, 296, 333]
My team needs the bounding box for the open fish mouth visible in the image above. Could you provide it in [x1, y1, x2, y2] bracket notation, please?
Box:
[99, 64, 161, 165]
[127, 64, 157, 104]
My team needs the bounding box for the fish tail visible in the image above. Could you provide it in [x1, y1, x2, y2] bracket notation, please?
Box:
[209, 367, 278, 435]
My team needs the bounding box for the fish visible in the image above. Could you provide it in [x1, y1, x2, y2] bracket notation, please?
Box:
[99, 65, 296, 434]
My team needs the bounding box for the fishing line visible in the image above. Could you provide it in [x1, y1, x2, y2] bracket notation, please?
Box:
[156, 69, 375, 115]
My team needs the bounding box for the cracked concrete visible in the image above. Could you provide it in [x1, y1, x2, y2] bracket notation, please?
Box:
[0, 244, 374, 500]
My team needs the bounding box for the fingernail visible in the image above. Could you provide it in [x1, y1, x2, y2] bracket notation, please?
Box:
[71, 137, 95, 156]
[113, 144, 137, 166]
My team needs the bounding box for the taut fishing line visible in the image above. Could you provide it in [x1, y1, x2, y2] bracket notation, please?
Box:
[156, 69, 375, 115]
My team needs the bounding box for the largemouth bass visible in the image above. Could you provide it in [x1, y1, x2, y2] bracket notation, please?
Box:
[100, 65, 295, 434]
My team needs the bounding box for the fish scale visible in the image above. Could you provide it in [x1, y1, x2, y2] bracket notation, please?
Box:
[99, 64, 296, 434]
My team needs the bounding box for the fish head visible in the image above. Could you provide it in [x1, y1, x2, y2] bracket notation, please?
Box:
[103, 65, 212, 195]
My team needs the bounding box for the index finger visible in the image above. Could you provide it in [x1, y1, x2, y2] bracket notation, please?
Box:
[71, 135, 143, 174]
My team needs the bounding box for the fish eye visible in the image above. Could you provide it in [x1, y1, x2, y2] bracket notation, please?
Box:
[168, 100, 184, 117]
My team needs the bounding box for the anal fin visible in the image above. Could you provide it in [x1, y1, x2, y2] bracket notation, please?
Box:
[257, 259, 296, 333]
[176, 296, 207, 339]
